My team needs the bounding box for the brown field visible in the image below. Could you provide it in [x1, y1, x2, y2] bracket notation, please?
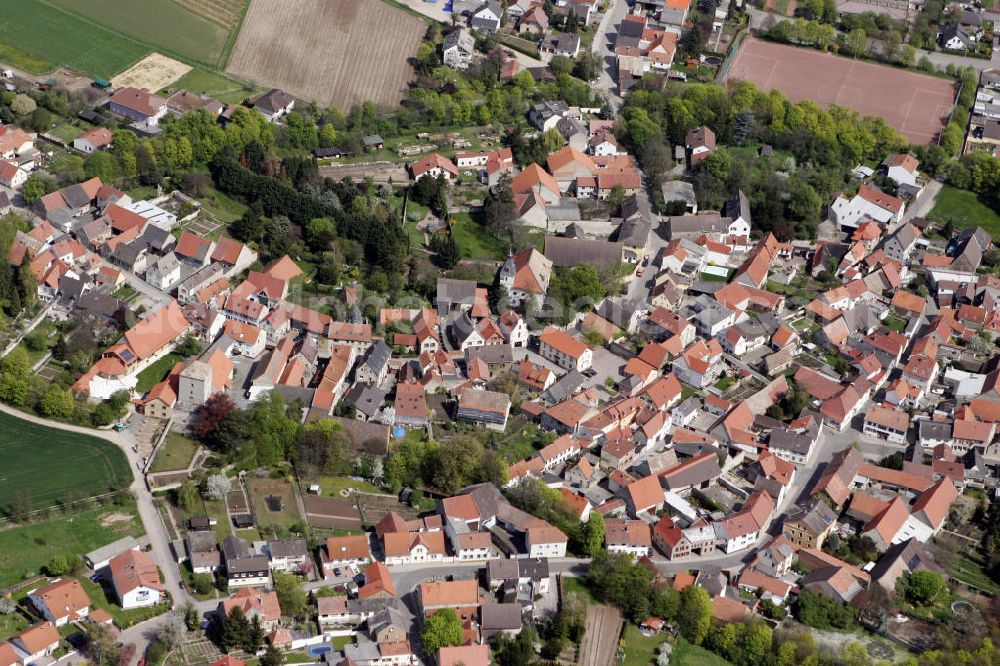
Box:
[579, 604, 623, 666]
[174, 0, 247, 29]
[226, 0, 425, 110]
[303, 496, 364, 530]
[723, 37, 956, 145]
[111, 53, 191, 91]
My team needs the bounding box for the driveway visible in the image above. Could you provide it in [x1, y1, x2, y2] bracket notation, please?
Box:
[592, 0, 627, 113]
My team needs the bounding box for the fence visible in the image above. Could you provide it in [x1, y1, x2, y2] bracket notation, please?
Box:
[716, 26, 747, 83]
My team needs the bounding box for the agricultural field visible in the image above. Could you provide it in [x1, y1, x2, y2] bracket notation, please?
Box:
[226, 0, 425, 109]
[0, 501, 142, 588]
[173, 0, 248, 30]
[0, 0, 149, 77]
[0, 411, 132, 515]
[46, 0, 231, 67]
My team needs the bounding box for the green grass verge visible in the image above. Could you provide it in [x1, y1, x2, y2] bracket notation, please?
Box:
[150, 432, 198, 473]
[135, 353, 182, 393]
[48, 124, 83, 143]
[46, 0, 230, 67]
[0, 501, 142, 588]
[199, 186, 249, 225]
[450, 212, 507, 261]
[0, 410, 132, 515]
[928, 185, 1000, 237]
[0, 0, 150, 78]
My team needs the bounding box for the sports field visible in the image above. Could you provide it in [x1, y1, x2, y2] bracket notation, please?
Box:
[227, 0, 425, 109]
[723, 38, 957, 145]
[0, 411, 132, 515]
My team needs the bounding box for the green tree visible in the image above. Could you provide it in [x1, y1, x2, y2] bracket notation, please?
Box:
[581, 511, 605, 556]
[678, 585, 712, 645]
[273, 571, 307, 617]
[39, 387, 75, 419]
[260, 645, 284, 666]
[192, 573, 214, 595]
[22, 173, 54, 204]
[899, 570, 946, 606]
[222, 607, 250, 652]
[420, 608, 463, 653]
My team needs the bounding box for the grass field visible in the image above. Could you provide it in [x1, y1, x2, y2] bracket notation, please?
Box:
[0, 0, 150, 77]
[135, 353, 181, 393]
[621, 624, 669, 666]
[46, 0, 230, 67]
[451, 212, 507, 261]
[0, 502, 142, 587]
[928, 186, 1000, 238]
[0, 411, 132, 515]
[150, 432, 199, 473]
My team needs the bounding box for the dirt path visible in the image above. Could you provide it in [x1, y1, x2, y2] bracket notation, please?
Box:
[578, 604, 623, 666]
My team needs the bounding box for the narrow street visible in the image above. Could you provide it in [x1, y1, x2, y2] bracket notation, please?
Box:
[592, 0, 627, 114]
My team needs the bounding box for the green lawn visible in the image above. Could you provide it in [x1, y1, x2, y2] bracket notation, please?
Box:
[928, 185, 1000, 237]
[150, 432, 199, 473]
[450, 212, 507, 261]
[561, 575, 596, 603]
[162, 66, 261, 104]
[135, 353, 182, 393]
[884, 315, 906, 332]
[0, 0, 150, 78]
[49, 124, 83, 143]
[0, 410, 132, 515]
[0, 502, 143, 588]
[114, 284, 138, 301]
[311, 476, 389, 497]
[700, 270, 731, 283]
[621, 624, 669, 666]
[493, 423, 557, 464]
[46, 0, 231, 67]
[199, 187, 249, 226]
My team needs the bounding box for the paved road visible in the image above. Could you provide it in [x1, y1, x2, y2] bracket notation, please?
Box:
[97, 257, 169, 309]
[592, 0, 627, 114]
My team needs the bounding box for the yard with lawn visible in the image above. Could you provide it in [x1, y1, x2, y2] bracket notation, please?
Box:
[198, 187, 249, 226]
[78, 574, 171, 628]
[928, 186, 1000, 237]
[48, 124, 83, 143]
[621, 627, 733, 666]
[310, 476, 389, 498]
[135, 353, 182, 393]
[0, 501, 142, 588]
[249, 475, 305, 537]
[113, 284, 138, 302]
[150, 432, 199, 473]
[672, 638, 733, 666]
[450, 212, 507, 261]
[161, 67, 262, 105]
[492, 423, 558, 464]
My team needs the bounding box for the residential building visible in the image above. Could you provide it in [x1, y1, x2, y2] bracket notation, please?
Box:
[538, 327, 593, 371]
[108, 549, 163, 609]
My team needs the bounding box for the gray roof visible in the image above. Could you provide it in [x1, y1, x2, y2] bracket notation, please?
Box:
[869, 537, 943, 587]
[344, 383, 387, 418]
[85, 536, 139, 565]
[254, 89, 294, 115]
[452, 311, 478, 344]
[621, 193, 641, 221]
[76, 291, 125, 319]
[517, 557, 549, 580]
[480, 602, 523, 630]
[362, 135, 384, 147]
[437, 278, 478, 308]
[543, 237, 622, 266]
[61, 183, 94, 210]
[487, 558, 519, 581]
[725, 190, 751, 224]
[110, 239, 147, 266]
[918, 419, 952, 441]
[187, 531, 218, 553]
[769, 427, 815, 456]
[668, 214, 731, 235]
[466, 344, 514, 365]
[367, 606, 407, 636]
[228, 554, 270, 574]
[222, 535, 250, 562]
[617, 217, 650, 248]
[661, 452, 722, 490]
[790, 501, 837, 535]
[360, 340, 392, 375]
[547, 200, 581, 222]
[540, 370, 585, 404]
[140, 224, 174, 253]
[443, 28, 474, 52]
[662, 180, 697, 205]
[268, 538, 308, 558]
